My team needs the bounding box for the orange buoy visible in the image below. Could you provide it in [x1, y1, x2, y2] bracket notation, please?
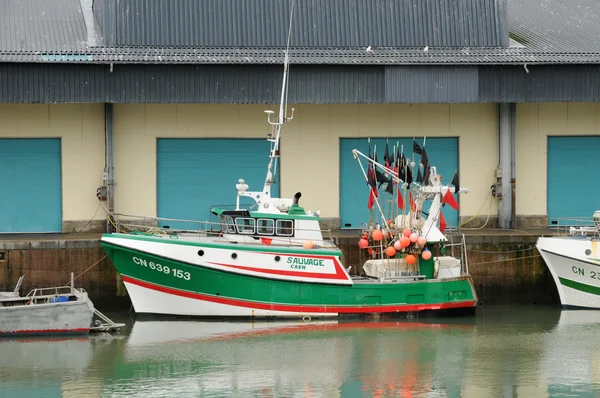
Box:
[405, 254, 416, 265]
[400, 236, 410, 248]
[372, 229, 384, 241]
[358, 238, 369, 249]
[421, 249, 432, 260]
[385, 246, 397, 257]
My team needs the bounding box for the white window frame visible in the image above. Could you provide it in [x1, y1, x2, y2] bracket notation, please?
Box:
[257, 218, 275, 235]
[223, 216, 236, 234]
[235, 217, 256, 235]
[275, 219, 294, 236]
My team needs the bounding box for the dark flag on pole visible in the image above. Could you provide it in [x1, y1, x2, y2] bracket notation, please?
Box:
[416, 166, 423, 184]
[384, 141, 390, 168]
[413, 139, 423, 155]
[451, 171, 460, 194]
[403, 156, 413, 185]
[421, 146, 429, 169]
[420, 146, 430, 185]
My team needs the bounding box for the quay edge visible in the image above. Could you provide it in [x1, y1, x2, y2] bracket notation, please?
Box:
[0, 230, 560, 309]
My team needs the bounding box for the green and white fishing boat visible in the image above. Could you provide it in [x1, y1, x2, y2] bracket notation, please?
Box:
[99, 22, 477, 318]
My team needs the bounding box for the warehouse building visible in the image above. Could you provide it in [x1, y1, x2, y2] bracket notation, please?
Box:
[0, 0, 599, 233]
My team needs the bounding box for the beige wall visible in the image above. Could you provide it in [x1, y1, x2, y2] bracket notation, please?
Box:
[114, 104, 498, 221]
[516, 103, 600, 216]
[0, 104, 105, 224]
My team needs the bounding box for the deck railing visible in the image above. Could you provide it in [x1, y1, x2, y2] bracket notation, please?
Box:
[548, 215, 600, 237]
[110, 212, 335, 246]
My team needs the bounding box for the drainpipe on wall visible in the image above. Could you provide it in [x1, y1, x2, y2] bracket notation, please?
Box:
[105, 103, 115, 232]
[497, 103, 516, 229]
[510, 103, 517, 229]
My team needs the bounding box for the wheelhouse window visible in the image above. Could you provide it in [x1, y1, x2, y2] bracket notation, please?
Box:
[276, 220, 294, 236]
[257, 219, 274, 235]
[235, 217, 256, 234]
[222, 216, 236, 234]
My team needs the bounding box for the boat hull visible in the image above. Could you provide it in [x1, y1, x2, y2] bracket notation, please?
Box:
[0, 300, 94, 337]
[537, 237, 600, 309]
[102, 236, 478, 318]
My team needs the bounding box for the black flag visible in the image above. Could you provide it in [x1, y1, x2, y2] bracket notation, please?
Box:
[421, 147, 429, 169]
[416, 166, 423, 183]
[384, 141, 390, 168]
[403, 156, 413, 185]
[413, 139, 422, 155]
[451, 171, 460, 194]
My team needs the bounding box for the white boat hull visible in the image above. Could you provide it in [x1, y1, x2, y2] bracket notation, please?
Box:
[536, 237, 600, 309]
[0, 298, 94, 336]
[124, 280, 338, 318]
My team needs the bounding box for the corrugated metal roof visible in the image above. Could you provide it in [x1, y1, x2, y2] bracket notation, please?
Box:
[97, 0, 507, 48]
[0, 0, 88, 51]
[508, 0, 600, 54]
[0, 0, 600, 65]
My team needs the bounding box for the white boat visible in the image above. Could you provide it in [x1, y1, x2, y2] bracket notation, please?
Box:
[0, 274, 124, 337]
[536, 211, 600, 308]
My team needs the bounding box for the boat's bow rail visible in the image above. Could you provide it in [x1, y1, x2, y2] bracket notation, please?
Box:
[548, 211, 600, 237]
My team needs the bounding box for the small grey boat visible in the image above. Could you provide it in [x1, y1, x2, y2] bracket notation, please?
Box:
[0, 274, 123, 337]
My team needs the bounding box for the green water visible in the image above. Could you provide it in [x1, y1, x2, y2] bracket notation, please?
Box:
[1, 306, 600, 398]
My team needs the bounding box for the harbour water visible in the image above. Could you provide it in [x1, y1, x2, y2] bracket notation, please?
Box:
[1, 306, 599, 398]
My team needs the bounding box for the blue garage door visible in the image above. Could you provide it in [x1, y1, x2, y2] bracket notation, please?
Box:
[157, 139, 279, 227]
[548, 136, 600, 224]
[0, 139, 62, 233]
[340, 137, 459, 229]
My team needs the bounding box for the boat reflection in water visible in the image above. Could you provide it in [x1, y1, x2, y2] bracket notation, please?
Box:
[2, 308, 600, 397]
[0, 337, 93, 397]
[121, 317, 477, 397]
[0, 333, 128, 398]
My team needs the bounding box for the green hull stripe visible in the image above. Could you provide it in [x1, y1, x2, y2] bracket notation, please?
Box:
[102, 233, 342, 256]
[559, 277, 600, 296]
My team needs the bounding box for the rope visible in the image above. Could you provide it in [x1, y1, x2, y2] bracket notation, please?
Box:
[468, 254, 541, 266]
[467, 246, 537, 254]
[64, 254, 108, 285]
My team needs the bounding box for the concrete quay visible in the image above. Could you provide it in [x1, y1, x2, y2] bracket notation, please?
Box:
[0, 228, 561, 309]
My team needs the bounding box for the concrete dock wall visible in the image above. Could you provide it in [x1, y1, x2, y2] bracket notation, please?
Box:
[0, 233, 559, 309]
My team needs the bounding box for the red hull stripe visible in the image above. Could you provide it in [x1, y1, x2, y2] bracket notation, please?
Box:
[0, 328, 89, 335]
[206, 261, 347, 280]
[122, 275, 476, 314]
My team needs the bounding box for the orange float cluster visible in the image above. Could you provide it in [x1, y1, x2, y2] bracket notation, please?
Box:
[357, 227, 433, 261]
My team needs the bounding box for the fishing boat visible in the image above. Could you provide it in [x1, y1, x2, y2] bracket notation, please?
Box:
[536, 211, 600, 308]
[0, 274, 125, 336]
[98, 14, 478, 317]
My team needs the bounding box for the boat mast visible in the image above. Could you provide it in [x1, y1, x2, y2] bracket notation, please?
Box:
[264, 0, 295, 196]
